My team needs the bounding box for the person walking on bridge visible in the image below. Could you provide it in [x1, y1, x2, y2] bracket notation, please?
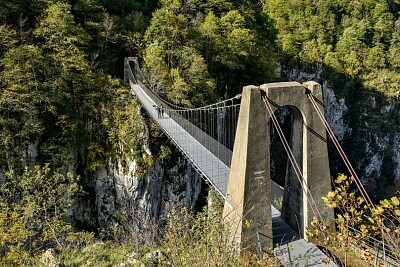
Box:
[157, 105, 161, 118]
[160, 104, 164, 118]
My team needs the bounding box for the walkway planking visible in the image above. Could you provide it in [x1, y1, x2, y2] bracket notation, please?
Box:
[129, 79, 338, 266]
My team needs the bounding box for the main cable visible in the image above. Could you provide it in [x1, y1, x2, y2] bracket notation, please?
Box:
[307, 94, 375, 208]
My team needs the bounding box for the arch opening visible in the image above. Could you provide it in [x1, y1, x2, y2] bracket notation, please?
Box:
[269, 105, 305, 237]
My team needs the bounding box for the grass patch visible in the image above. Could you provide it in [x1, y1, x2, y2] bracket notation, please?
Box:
[56, 242, 135, 267]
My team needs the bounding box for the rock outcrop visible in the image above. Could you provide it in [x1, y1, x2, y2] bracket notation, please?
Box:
[92, 155, 202, 245]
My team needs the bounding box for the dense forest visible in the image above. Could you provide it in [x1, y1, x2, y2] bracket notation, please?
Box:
[0, 0, 399, 266]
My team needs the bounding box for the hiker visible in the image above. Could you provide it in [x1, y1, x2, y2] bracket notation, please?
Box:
[157, 105, 161, 118]
[160, 104, 164, 118]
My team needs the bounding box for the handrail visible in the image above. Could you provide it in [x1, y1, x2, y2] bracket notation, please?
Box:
[348, 226, 399, 266]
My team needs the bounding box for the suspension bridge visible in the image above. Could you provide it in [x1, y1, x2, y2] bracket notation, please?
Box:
[124, 57, 399, 266]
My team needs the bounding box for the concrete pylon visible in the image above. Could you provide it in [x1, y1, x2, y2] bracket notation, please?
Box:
[124, 57, 138, 84]
[222, 86, 272, 253]
[223, 81, 333, 253]
[261, 81, 333, 239]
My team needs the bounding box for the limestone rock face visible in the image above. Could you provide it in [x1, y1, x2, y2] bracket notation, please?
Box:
[322, 83, 351, 141]
[357, 98, 397, 184]
[285, 64, 323, 82]
[93, 156, 201, 245]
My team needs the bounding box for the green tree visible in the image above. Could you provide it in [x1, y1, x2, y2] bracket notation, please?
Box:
[0, 0, 54, 25]
[0, 44, 46, 169]
[144, 2, 217, 106]
[34, 2, 89, 77]
[0, 25, 17, 56]
[0, 165, 82, 267]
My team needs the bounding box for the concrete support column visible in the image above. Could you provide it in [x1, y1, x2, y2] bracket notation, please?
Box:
[303, 81, 334, 228]
[261, 81, 334, 238]
[223, 86, 272, 253]
[124, 58, 130, 84]
[281, 107, 304, 237]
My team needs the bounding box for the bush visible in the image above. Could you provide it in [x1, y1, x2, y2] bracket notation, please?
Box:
[0, 165, 91, 266]
[308, 174, 400, 266]
[160, 205, 281, 266]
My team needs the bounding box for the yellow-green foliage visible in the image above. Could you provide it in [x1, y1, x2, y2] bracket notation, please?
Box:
[160, 206, 282, 266]
[50, 205, 283, 267]
[0, 165, 92, 267]
[108, 86, 152, 175]
[56, 242, 135, 267]
[308, 174, 400, 266]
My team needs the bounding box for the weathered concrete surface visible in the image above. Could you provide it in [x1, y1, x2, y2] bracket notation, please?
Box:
[261, 81, 333, 238]
[223, 81, 333, 252]
[223, 86, 273, 252]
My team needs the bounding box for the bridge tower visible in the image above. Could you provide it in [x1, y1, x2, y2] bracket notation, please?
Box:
[223, 81, 333, 253]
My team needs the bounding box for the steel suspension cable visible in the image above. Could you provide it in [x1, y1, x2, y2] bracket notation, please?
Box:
[308, 93, 400, 261]
[307, 94, 375, 208]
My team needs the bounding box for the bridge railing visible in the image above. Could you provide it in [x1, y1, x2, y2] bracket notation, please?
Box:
[348, 226, 399, 266]
[126, 57, 236, 168]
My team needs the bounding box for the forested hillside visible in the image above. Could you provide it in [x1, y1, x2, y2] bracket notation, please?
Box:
[0, 1, 157, 265]
[0, 0, 399, 266]
[266, 0, 400, 97]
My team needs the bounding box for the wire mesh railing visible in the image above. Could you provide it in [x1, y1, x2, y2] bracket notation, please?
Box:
[347, 226, 399, 266]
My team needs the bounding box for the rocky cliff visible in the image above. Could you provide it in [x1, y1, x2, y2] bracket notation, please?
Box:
[89, 149, 202, 245]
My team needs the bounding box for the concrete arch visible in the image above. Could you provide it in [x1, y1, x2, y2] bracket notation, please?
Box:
[269, 104, 306, 236]
[223, 81, 333, 252]
[262, 81, 333, 238]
